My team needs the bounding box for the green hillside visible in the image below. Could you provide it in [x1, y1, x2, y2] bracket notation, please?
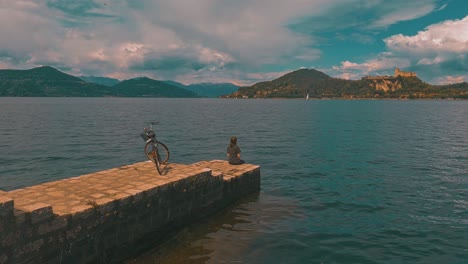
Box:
[0, 66, 112, 97]
[227, 69, 468, 99]
[163, 81, 239, 97]
[0, 66, 198, 97]
[78, 76, 120, 87]
[112, 77, 199, 97]
[185, 83, 238, 98]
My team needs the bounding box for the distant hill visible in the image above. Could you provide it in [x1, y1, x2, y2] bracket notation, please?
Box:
[435, 82, 468, 92]
[2, 66, 466, 99]
[185, 83, 238, 98]
[256, 68, 331, 92]
[162, 81, 239, 97]
[113, 77, 198, 97]
[0, 66, 112, 97]
[227, 68, 468, 99]
[163, 80, 186, 88]
[0, 66, 199, 97]
[78, 76, 120, 87]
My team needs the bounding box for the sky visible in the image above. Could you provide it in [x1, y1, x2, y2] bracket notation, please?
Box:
[0, 0, 467, 86]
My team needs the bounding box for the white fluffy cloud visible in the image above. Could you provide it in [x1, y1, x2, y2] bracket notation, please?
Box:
[384, 16, 468, 55]
[333, 15, 468, 84]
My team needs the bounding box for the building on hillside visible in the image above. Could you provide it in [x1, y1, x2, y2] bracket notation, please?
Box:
[394, 68, 416, 77]
[362, 67, 417, 80]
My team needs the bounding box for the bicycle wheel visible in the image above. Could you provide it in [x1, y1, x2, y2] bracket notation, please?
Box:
[144, 140, 157, 162]
[144, 141, 162, 174]
[144, 140, 169, 175]
[155, 141, 170, 164]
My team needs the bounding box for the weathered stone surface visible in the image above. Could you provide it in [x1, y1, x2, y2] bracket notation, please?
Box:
[2, 230, 21, 247]
[16, 203, 53, 224]
[15, 238, 44, 256]
[0, 254, 7, 264]
[13, 210, 26, 225]
[69, 204, 93, 215]
[0, 196, 14, 217]
[37, 217, 68, 236]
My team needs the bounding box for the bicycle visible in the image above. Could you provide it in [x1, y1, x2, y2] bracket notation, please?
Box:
[141, 122, 170, 175]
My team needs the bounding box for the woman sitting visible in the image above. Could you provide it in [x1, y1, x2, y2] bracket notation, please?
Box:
[227, 136, 245, 165]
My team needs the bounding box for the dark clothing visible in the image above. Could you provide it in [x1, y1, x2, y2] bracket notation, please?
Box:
[227, 144, 244, 165]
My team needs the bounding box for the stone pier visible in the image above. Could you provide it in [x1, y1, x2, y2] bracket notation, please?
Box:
[0, 160, 260, 264]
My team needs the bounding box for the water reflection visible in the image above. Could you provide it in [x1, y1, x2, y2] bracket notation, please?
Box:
[126, 192, 303, 264]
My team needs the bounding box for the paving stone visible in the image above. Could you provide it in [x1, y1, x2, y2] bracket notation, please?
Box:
[90, 193, 105, 199]
[69, 204, 94, 215]
[3, 161, 258, 217]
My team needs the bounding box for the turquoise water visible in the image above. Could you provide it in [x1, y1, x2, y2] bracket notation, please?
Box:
[1, 98, 467, 263]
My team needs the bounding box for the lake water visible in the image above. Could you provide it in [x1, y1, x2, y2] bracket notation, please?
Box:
[0, 98, 467, 263]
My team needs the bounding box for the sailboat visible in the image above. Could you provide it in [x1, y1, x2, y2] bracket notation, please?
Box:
[306, 92, 309, 100]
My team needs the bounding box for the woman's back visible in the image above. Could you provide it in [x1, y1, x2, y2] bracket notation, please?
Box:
[227, 136, 244, 165]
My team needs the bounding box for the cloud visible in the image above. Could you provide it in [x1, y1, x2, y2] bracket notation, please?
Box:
[289, 0, 438, 33]
[0, 0, 459, 85]
[332, 56, 410, 77]
[385, 15, 468, 82]
[0, 1, 62, 62]
[433, 75, 468, 84]
[332, 15, 468, 84]
[384, 16, 468, 54]
[435, 3, 448, 11]
[0, 60, 10, 69]
[371, 2, 435, 28]
[1, 0, 339, 83]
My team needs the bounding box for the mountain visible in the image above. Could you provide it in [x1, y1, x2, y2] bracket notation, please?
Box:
[230, 68, 354, 98]
[0, 66, 112, 97]
[112, 77, 198, 97]
[78, 76, 120, 86]
[163, 80, 186, 88]
[162, 81, 239, 97]
[0, 66, 198, 97]
[227, 68, 468, 99]
[185, 83, 238, 98]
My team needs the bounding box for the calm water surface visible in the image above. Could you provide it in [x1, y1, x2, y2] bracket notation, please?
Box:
[0, 98, 467, 263]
